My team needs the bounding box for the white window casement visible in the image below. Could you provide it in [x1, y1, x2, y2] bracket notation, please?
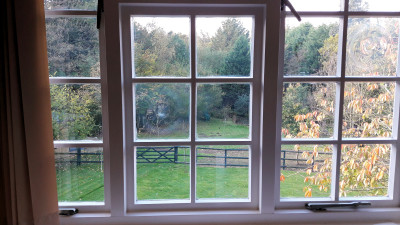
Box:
[277, 0, 400, 209]
[44, 0, 400, 224]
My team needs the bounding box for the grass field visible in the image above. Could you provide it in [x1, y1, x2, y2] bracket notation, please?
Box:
[56, 163, 332, 202]
[56, 119, 385, 202]
[136, 118, 249, 139]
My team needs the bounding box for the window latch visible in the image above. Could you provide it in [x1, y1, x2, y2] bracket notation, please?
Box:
[305, 202, 371, 211]
[281, 0, 301, 22]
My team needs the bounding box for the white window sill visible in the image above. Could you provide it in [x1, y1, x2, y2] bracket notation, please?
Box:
[60, 208, 400, 225]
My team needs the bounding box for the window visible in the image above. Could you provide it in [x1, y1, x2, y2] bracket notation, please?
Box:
[44, 0, 400, 223]
[119, 5, 264, 210]
[45, 0, 107, 211]
[278, 0, 400, 208]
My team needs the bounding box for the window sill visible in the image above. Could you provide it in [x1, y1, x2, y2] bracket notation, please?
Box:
[59, 208, 400, 225]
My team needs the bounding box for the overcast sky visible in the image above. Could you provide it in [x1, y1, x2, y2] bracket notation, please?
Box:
[132, 0, 400, 36]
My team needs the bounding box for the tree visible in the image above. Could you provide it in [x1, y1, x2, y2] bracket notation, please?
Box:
[46, 17, 99, 77]
[223, 35, 251, 76]
[281, 8, 395, 197]
[51, 84, 102, 140]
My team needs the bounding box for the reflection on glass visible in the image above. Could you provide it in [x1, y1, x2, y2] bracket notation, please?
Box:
[284, 18, 339, 76]
[196, 17, 253, 77]
[44, 0, 98, 10]
[280, 145, 332, 198]
[282, 83, 335, 139]
[343, 82, 394, 138]
[346, 18, 399, 76]
[55, 147, 104, 202]
[349, 0, 400, 11]
[45, 18, 99, 77]
[136, 146, 190, 200]
[196, 145, 249, 199]
[197, 83, 250, 139]
[131, 17, 190, 77]
[340, 144, 390, 198]
[50, 84, 102, 141]
[135, 83, 190, 140]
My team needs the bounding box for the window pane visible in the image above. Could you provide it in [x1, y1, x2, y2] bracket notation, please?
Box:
[55, 147, 104, 202]
[340, 144, 390, 198]
[197, 84, 250, 139]
[280, 145, 332, 198]
[343, 82, 395, 138]
[285, 18, 340, 76]
[349, 0, 400, 11]
[196, 17, 253, 77]
[282, 83, 336, 139]
[44, 0, 97, 10]
[346, 18, 399, 76]
[135, 146, 190, 200]
[131, 16, 190, 77]
[45, 18, 99, 77]
[135, 83, 190, 140]
[50, 84, 102, 141]
[196, 145, 249, 199]
[286, 0, 340, 11]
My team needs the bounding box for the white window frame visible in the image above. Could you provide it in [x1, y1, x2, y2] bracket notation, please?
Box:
[119, 4, 264, 211]
[44, 0, 400, 224]
[275, 0, 400, 209]
[44, 9, 111, 212]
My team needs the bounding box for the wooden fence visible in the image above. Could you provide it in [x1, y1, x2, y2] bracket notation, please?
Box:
[55, 147, 332, 169]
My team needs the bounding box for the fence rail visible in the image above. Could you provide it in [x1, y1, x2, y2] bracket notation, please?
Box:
[55, 147, 333, 169]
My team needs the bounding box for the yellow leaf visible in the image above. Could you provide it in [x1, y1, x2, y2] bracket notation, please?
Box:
[280, 174, 285, 182]
[305, 189, 312, 198]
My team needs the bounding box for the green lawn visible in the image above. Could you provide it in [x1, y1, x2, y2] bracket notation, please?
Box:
[56, 163, 104, 202]
[57, 163, 387, 201]
[136, 118, 249, 139]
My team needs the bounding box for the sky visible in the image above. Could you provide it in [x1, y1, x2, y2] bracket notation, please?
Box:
[131, 0, 400, 35]
[132, 16, 253, 37]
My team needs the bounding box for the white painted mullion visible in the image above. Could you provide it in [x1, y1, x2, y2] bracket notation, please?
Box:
[53, 141, 103, 148]
[121, 6, 135, 208]
[281, 139, 396, 145]
[190, 14, 197, 204]
[260, 0, 280, 214]
[333, 0, 349, 201]
[275, 6, 286, 208]
[282, 76, 341, 82]
[131, 78, 255, 83]
[389, 81, 400, 202]
[104, 0, 126, 216]
[45, 10, 97, 17]
[283, 76, 400, 83]
[49, 77, 101, 84]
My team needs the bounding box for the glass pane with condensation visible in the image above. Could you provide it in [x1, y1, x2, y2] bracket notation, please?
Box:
[340, 144, 391, 198]
[284, 17, 340, 76]
[346, 18, 399, 76]
[45, 18, 99, 77]
[55, 147, 104, 202]
[343, 82, 395, 138]
[282, 83, 336, 139]
[135, 83, 190, 140]
[135, 146, 190, 201]
[280, 145, 332, 198]
[44, 0, 97, 10]
[349, 0, 400, 11]
[196, 17, 253, 77]
[131, 16, 190, 77]
[197, 83, 250, 140]
[196, 145, 249, 199]
[287, 0, 340, 11]
[50, 84, 102, 141]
